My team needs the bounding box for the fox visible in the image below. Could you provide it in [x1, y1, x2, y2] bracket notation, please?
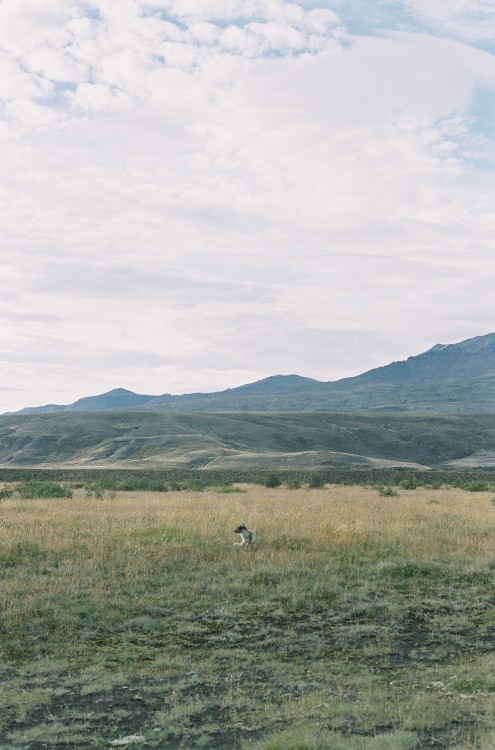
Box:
[233, 523, 255, 549]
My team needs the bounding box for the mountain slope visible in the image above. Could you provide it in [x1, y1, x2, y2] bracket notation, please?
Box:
[1, 411, 494, 469]
[10, 333, 495, 415]
[17, 389, 155, 415]
[349, 333, 495, 383]
[144, 334, 495, 412]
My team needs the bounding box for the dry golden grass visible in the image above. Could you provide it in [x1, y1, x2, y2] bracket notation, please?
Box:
[2, 483, 495, 749]
[3, 483, 494, 559]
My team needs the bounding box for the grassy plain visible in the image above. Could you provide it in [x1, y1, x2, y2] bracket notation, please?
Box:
[2, 484, 495, 748]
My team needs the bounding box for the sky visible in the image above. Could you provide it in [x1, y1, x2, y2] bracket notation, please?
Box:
[1, 0, 495, 412]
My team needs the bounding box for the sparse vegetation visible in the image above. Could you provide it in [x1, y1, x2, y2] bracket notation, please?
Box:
[285, 478, 302, 489]
[85, 481, 106, 499]
[183, 478, 207, 492]
[112, 477, 170, 492]
[215, 483, 246, 493]
[377, 485, 399, 497]
[2, 483, 495, 748]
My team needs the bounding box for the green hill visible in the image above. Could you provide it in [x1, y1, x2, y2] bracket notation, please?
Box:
[1, 411, 494, 469]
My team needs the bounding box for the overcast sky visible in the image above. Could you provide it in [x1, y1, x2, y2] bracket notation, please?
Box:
[1, 0, 495, 411]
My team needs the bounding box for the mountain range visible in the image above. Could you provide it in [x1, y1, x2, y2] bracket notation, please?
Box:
[12, 332, 495, 415]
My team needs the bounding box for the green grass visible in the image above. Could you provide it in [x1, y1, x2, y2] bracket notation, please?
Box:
[2, 484, 495, 748]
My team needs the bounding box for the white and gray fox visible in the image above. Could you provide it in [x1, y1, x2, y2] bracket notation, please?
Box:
[233, 523, 255, 549]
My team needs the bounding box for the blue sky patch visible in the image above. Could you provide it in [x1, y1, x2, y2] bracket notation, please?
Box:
[470, 88, 495, 141]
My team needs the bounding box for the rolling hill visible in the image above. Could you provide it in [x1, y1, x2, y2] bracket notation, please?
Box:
[2, 333, 493, 470]
[0, 411, 494, 470]
[12, 332, 495, 415]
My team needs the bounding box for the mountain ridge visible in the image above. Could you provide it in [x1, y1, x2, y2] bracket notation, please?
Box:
[9, 332, 495, 415]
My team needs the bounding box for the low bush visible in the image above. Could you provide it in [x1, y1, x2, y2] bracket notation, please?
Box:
[308, 475, 325, 489]
[377, 486, 399, 497]
[398, 477, 418, 490]
[215, 484, 246, 493]
[460, 480, 491, 492]
[183, 479, 207, 492]
[285, 479, 301, 489]
[15, 481, 73, 499]
[264, 473, 282, 488]
[115, 478, 169, 492]
[85, 482, 105, 499]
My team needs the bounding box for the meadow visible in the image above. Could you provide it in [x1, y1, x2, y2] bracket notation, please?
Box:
[2, 482, 495, 748]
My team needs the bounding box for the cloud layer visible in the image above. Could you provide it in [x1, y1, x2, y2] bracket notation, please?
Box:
[1, 1, 495, 410]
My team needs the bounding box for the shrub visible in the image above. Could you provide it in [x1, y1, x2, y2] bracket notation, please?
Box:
[308, 475, 325, 489]
[0, 486, 14, 500]
[183, 479, 207, 492]
[115, 478, 169, 492]
[285, 479, 301, 490]
[15, 481, 73, 499]
[461, 481, 490, 493]
[264, 473, 281, 488]
[85, 482, 105, 499]
[216, 484, 246, 493]
[398, 477, 418, 490]
[378, 486, 399, 497]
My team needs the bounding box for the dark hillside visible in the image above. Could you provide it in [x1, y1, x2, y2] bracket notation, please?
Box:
[18, 388, 154, 414]
[350, 333, 495, 383]
[0, 411, 494, 469]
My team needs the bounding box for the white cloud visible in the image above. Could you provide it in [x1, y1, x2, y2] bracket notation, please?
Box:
[0, 56, 46, 101]
[0, 2, 494, 411]
[0, 0, 346, 129]
[0, 0, 77, 55]
[6, 98, 64, 132]
[403, 0, 495, 43]
[24, 47, 85, 83]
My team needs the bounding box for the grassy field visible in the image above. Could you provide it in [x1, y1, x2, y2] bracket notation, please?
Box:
[2, 483, 495, 748]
